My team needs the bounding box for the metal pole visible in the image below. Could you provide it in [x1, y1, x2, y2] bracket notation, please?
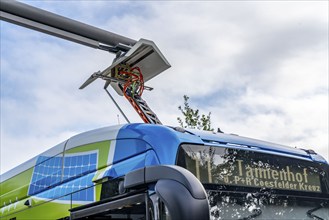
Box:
[104, 88, 130, 124]
[0, 0, 137, 48]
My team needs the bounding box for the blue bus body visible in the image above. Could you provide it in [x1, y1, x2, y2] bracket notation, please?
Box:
[1, 123, 328, 220]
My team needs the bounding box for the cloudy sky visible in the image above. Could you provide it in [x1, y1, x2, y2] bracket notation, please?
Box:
[1, 0, 328, 174]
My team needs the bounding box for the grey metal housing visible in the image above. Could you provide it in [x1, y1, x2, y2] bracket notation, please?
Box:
[0, 0, 136, 49]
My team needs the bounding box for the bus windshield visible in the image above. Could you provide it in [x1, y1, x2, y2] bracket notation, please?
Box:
[177, 144, 329, 219]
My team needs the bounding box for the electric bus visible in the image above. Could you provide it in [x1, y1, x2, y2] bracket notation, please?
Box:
[1, 1, 328, 219]
[1, 123, 328, 219]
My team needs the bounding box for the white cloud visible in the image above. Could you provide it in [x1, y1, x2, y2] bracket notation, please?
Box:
[1, 1, 328, 174]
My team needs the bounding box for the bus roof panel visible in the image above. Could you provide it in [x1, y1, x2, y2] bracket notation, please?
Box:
[65, 124, 124, 151]
[186, 129, 313, 160]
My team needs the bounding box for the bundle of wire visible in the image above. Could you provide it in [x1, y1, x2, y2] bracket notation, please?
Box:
[118, 66, 145, 99]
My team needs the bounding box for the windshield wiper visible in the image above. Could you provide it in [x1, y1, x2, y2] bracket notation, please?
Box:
[307, 202, 327, 220]
[238, 208, 262, 220]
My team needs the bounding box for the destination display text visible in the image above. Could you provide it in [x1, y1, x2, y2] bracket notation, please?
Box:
[220, 159, 322, 193]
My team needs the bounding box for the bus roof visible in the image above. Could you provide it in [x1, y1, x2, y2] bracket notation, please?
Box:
[186, 128, 327, 163]
[1, 123, 326, 182]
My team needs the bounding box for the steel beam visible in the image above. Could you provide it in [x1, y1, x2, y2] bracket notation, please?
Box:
[0, 0, 137, 49]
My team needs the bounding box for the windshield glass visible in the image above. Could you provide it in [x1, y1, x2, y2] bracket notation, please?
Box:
[207, 191, 328, 220]
[177, 144, 329, 219]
